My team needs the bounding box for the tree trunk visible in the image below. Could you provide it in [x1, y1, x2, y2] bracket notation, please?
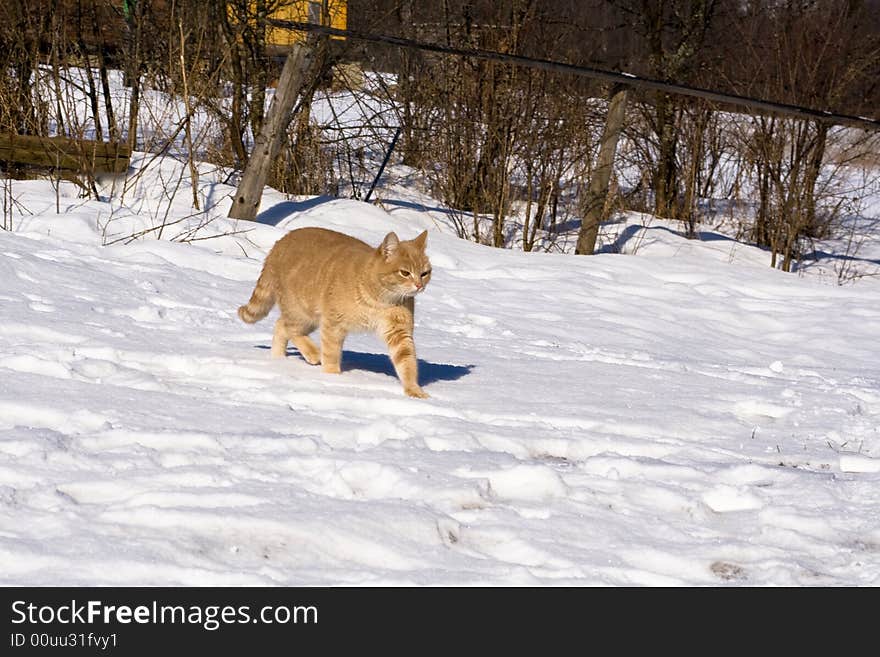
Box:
[91, 1, 118, 141]
[653, 93, 679, 219]
[76, 0, 102, 140]
[249, 0, 269, 142]
[682, 105, 710, 238]
[124, 0, 145, 151]
[803, 121, 828, 236]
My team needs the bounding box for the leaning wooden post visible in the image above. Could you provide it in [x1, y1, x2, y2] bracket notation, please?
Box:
[228, 43, 314, 221]
[576, 84, 630, 255]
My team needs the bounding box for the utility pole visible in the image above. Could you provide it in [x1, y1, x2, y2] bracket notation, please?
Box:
[228, 42, 315, 221]
[576, 84, 629, 255]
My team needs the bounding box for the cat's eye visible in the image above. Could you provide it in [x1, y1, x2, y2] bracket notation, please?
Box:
[420, 270, 431, 278]
[399, 269, 411, 277]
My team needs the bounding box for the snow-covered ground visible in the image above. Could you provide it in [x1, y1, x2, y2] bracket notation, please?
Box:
[1, 151, 879, 586]
[2, 65, 879, 586]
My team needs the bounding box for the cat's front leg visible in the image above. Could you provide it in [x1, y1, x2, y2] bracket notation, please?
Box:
[381, 312, 428, 399]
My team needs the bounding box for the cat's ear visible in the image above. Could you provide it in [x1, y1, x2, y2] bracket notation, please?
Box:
[380, 232, 400, 260]
[413, 230, 428, 250]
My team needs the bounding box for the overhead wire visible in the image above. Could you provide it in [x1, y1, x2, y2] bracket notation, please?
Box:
[269, 19, 880, 133]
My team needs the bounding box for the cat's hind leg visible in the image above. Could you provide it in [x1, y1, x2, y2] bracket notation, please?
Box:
[291, 335, 320, 365]
[319, 323, 346, 374]
[285, 321, 321, 365]
[272, 319, 289, 358]
[274, 316, 320, 364]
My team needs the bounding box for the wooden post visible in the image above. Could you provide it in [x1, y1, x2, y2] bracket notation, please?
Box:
[228, 43, 314, 221]
[576, 84, 629, 255]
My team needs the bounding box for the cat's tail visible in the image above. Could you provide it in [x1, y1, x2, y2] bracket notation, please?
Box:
[238, 270, 275, 323]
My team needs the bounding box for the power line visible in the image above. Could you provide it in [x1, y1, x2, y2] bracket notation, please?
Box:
[269, 19, 880, 133]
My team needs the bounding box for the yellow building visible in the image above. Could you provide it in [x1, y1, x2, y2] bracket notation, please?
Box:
[264, 0, 347, 49]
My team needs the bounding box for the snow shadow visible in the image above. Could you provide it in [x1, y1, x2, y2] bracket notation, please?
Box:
[255, 196, 335, 226]
[341, 350, 474, 384]
[802, 249, 880, 267]
[596, 223, 739, 254]
[381, 198, 462, 219]
[255, 346, 474, 384]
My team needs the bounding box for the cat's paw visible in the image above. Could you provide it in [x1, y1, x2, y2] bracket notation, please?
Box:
[322, 363, 342, 374]
[405, 386, 429, 399]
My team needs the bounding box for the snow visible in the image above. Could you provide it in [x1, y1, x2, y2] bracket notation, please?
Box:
[2, 76, 880, 587]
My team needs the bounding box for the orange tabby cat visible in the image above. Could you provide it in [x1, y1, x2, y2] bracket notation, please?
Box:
[238, 227, 432, 398]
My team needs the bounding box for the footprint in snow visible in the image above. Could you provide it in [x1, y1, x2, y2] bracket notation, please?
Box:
[710, 561, 748, 582]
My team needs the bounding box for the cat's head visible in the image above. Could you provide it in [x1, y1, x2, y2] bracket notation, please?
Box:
[376, 230, 432, 298]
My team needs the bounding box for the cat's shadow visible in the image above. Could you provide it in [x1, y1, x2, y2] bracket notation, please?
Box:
[255, 346, 474, 384]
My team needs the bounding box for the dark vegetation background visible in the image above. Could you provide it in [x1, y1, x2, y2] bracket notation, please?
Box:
[2, 1, 879, 272]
